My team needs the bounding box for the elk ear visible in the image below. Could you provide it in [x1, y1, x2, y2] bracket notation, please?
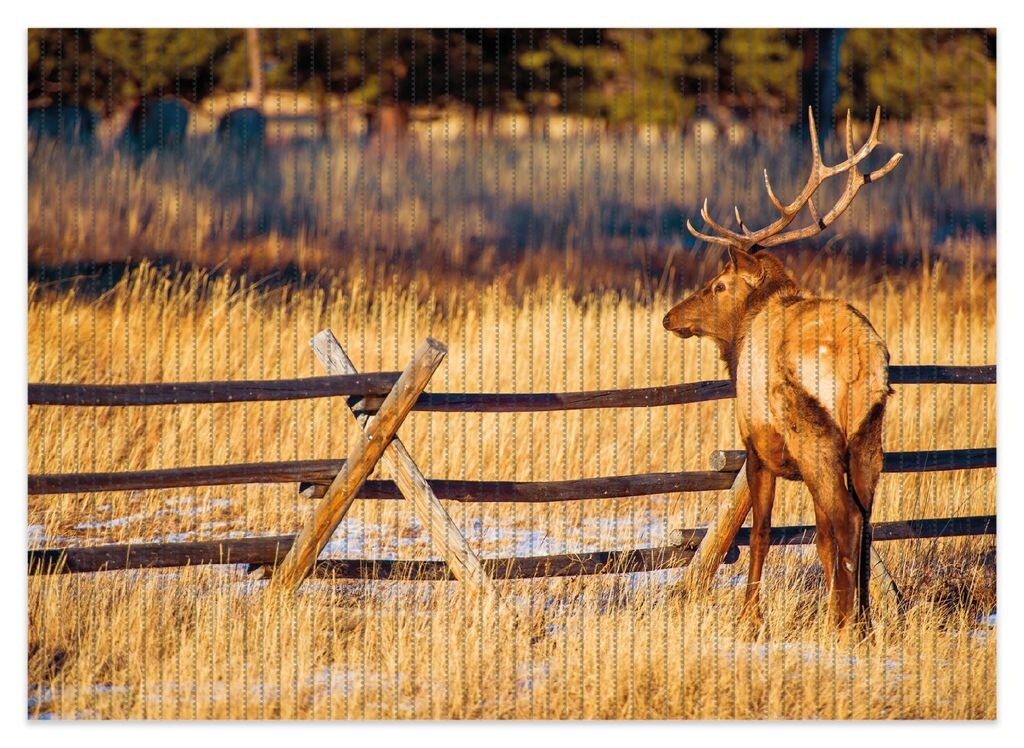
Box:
[731, 247, 764, 282]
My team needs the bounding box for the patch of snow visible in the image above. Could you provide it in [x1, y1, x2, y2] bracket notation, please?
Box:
[73, 499, 234, 533]
[28, 683, 132, 718]
[27, 524, 79, 547]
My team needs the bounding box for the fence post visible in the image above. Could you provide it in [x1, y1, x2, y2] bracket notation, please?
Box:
[273, 337, 447, 592]
[679, 459, 752, 592]
[309, 329, 498, 597]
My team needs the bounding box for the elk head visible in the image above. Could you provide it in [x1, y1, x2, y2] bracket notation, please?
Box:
[663, 107, 903, 354]
[662, 246, 766, 348]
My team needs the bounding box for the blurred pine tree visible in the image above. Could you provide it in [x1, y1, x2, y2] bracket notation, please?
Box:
[28, 27, 997, 134]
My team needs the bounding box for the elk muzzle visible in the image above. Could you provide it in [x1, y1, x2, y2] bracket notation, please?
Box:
[663, 308, 696, 338]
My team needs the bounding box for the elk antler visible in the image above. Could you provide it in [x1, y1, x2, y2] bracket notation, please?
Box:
[687, 107, 903, 252]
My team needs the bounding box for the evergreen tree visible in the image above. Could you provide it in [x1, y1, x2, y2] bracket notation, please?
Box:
[536, 29, 714, 126]
[91, 28, 224, 107]
[841, 29, 995, 136]
[721, 29, 802, 116]
[29, 29, 100, 108]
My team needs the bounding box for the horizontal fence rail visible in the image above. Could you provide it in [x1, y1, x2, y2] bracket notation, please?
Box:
[28, 536, 740, 578]
[28, 365, 994, 410]
[408, 380, 737, 412]
[30, 515, 993, 578]
[886, 365, 996, 385]
[29, 448, 996, 497]
[28, 373, 403, 406]
[28, 467, 736, 498]
[882, 447, 995, 472]
[671, 515, 996, 547]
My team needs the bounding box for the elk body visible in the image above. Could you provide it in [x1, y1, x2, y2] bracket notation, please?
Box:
[663, 108, 902, 627]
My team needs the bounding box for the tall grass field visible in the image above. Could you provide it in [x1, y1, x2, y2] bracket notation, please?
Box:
[27, 116, 995, 718]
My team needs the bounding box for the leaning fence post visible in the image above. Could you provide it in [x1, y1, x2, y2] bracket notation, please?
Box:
[679, 458, 752, 592]
[309, 329, 498, 598]
[273, 337, 447, 592]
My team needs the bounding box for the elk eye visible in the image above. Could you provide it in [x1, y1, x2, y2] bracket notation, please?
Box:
[713, 282, 726, 294]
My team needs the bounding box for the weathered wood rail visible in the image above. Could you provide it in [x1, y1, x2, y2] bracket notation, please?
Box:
[27, 364, 993, 409]
[28, 516, 991, 577]
[28, 372, 403, 406]
[28, 332, 996, 595]
[671, 515, 996, 547]
[28, 448, 995, 496]
[28, 536, 736, 578]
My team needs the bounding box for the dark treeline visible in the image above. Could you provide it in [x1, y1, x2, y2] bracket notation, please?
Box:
[29, 29, 995, 134]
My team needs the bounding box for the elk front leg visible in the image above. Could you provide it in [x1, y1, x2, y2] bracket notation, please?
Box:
[743, 447, 777, 626]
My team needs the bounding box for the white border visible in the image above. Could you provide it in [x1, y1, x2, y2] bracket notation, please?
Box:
[2, 1, 1011, 28]
[2, 1, 1019, 744]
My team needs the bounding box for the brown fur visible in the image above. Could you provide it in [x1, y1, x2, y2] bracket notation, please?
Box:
[664, 249, 890, 628]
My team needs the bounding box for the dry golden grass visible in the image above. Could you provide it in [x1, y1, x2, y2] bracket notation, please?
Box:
[28, 117, 995, 292]
[27, 255, 994, 719]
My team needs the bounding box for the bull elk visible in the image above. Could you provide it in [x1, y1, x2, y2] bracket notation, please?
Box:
[663, 107, 903, 627]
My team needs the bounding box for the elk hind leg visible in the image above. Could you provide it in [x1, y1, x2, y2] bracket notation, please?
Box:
[825, 479, 864, 628]
[801, 461, 863, 627]
[779, 383, 860, 627]
[812, 501, 835, 593]
[848, 401, 886, 624]
[743, 447, 777, 627]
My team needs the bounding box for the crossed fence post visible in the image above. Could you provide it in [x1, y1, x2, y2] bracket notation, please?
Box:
[274, 337, 447, 591]
[307, 329, 498, 597]
[273, 333, 500, 600]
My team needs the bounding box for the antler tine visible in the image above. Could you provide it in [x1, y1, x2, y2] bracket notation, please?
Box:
[845, 109, 854, 159]
[868, 151, 904, 182]
[806, 198, 820, 227]
[734, 206, 752, 236]
[842, 110, 858, 193]
[686, 218, 740, 247]
[763, 168, 787, 214]
[807, 106, 823, 174]
[868, 105, 882, 147]
[700, 198, 748, 243]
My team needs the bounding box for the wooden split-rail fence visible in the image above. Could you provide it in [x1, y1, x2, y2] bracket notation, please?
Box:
[28, 330, 996, 603]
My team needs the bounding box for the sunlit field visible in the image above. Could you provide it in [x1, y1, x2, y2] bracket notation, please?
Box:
[27, 253, 995, 718]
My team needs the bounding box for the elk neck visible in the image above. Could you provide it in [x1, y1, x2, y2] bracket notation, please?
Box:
[719, 259, 802, 381]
